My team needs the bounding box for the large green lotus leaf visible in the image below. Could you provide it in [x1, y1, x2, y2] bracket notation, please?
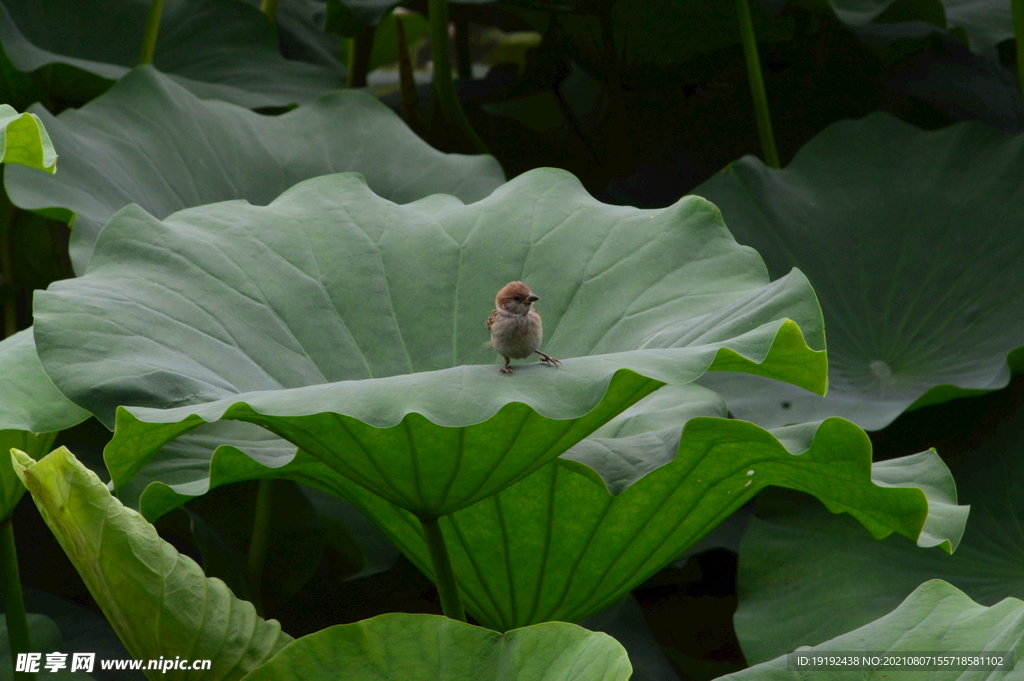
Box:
[0, 326, 90, 522]
[11, 446, 293, 680]
[34, 169, 827, 517]
[733, 395, 1024, 664]
[5, 66, 504, 273]
[694, 112, 1024, 431]
[0, 329, 88, 433]
[723, 580, 1023, 681]
[312, 412, 965, 630]
[0, 104, 55, 173]
[0, 0, 343, 108]
[241, 613, 631, 681]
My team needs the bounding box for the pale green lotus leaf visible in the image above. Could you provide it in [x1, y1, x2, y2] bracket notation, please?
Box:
[725, 580, 1023, 681]
[240, 613, 632, 681]
[696, 112, 1024, 430]
[11, 446, 292, 681]
[0, 104, 55, 173]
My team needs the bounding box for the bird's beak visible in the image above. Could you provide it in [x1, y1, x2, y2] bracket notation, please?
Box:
[526, 294, 540, 303]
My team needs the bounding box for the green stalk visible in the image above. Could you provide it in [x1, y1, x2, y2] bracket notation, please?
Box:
[138, 0, 166, 66]
[1014, 0, 1024, 98]
[419, 516, 465, 621]
[734, 0, 780, 168]
[246, 478, 275, 616]
[0, 517, 32, 681]
[260, 0, 280, 21]
[346, 28, 376, 89]
[427, 0, 489, 154]
[396, 15, 426, 135]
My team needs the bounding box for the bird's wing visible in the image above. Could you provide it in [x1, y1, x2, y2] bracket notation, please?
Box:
[486, 308, 498, 330]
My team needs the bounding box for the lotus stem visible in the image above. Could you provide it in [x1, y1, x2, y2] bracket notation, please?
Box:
[246, 478, 275, 616]
[346, 28, 376, 89]
[0, 517, 32, 681]
[1014, 0, 1024, 98]
[427, 0, 489, 154]
[734, 0, 780, 168]
[419, 516, 466, 621]
[396, 15, 426, 135]
[138, 0, 165, 66]
[260, 0, 280, 21]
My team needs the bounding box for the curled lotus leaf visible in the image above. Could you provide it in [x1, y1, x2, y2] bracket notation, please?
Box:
[107, 385, 966, 631]
[11, 447, 293, 679]
[35, 169, 826, 518]
[0, 104, 56, 173]
[695, 112, 1024, 430]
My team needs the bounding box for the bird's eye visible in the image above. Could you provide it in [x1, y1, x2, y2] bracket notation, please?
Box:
[514, 296, 524, 302]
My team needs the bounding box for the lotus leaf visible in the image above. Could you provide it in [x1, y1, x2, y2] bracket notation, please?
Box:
[735, 393, 1024, 663]
[0, 0, 343, 108]
[695, 112, 1024, 430]
[724, 580, 1024, 681]
[0, 329, 88, 433]
[323, 415, 965, 630]
[103, 387, 966, 631]
[240, 613, 631, 681]
[34, 168, 826, 519]
[11, 447, 293, 680]
[4, 66, 504, 273]
[0, 103, 55, 173]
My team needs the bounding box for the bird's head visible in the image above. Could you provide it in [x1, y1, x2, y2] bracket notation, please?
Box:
[496, 280, 539, 315]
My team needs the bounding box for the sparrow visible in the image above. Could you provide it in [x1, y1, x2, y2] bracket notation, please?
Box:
[486, 281, 561, 375]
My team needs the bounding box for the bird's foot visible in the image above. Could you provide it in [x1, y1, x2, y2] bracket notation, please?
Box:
[499, 363, 514, 375]
[536, 351, 561, 367]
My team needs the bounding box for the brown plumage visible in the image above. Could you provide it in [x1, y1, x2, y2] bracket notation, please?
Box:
[486, 281, 560, 375]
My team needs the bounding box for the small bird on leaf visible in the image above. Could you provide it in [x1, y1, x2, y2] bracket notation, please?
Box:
[486, 281, 561, 375]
